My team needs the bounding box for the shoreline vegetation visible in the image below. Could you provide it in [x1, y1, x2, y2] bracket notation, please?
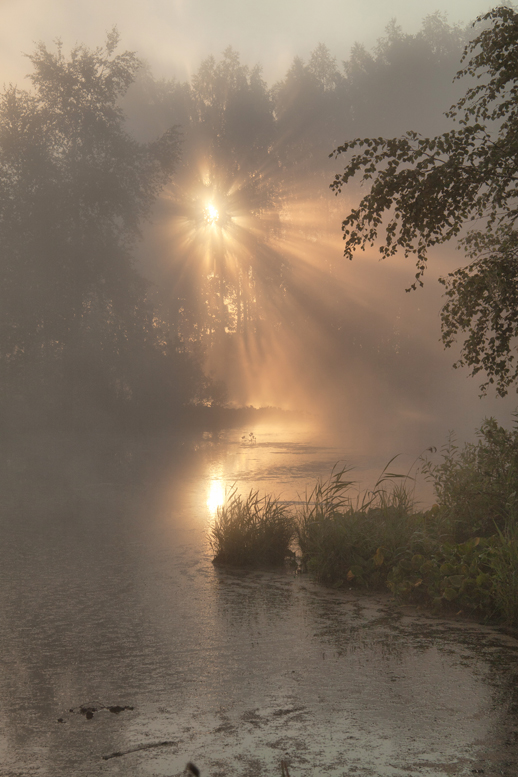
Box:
[209, 415, 518, 629]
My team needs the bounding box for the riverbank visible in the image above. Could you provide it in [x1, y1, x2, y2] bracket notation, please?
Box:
[2, 417, 518, 776]
[209, 416, 518, 629]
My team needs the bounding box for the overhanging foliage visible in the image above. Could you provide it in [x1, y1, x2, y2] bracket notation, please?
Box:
[331, 6, 518, 396]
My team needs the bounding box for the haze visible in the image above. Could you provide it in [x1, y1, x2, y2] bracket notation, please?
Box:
[4, 5, 518, 773]
[0, 0, 491, 85]
[0, 0, 513, 456]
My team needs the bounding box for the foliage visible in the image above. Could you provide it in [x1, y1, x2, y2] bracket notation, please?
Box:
[343, 14, 466, 137]
[388, 529, 518, 626]
[387, 536, 496, 614]
[152, 47, 287, 356]
[0, 31, 215, 426]
[490, 524, 518, 626]
[388, 416, 518, 624]
[211, 416, 518, 626]
[208, 488, 295, 566]
[271, 45, 348, 183]
[420, 416, 518, 541]
[296, 465, 422, 588]
[121, 18, 465, 382]
[293, 432, 518, 626]
[0, 32, 176, 349]
[330, 7, 518, 395]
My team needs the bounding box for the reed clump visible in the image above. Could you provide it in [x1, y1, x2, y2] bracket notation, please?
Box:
[295, 462, 425, 588]
[207, 416, 518, 627]
[209, 488, 296, 567]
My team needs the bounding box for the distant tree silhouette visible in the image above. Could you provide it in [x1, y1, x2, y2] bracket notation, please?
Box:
[129, 47, 288, 377]
[331, 7, 518, 396]
[0, 30, 212, 428]
[117, 19, 468, 405]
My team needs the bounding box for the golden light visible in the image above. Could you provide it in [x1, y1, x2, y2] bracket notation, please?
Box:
[207, 478, 225, 516]
[160, 156, 352, 412]
[204, 202, 220, 225]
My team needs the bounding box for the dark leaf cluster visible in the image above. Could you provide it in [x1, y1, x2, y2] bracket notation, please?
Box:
[331, 6, 518, 395]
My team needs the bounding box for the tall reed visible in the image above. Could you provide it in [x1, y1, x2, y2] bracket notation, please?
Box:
[208, 488, 295, 566]
[296, 462, 421, 587]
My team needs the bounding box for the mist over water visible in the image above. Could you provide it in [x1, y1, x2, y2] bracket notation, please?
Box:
[2, 5, 509, 457]
[2, 5, 518, 775]
[1, 427, 518, 776]
[0, 0, 512, 583]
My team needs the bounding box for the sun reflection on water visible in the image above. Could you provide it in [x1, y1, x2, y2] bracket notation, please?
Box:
[206, 478, 226, 516]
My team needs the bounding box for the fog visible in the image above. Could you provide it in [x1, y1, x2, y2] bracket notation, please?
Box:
[0, 0, 491, 86]
[4, 5, 518, 776]
[0, 0, 514, 457]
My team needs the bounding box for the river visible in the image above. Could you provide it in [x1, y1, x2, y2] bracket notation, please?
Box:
[0, 419, 517, 777]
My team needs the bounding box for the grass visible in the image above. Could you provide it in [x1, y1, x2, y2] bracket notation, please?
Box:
[207, 416, 518, 628]
[296, 462, 424, 588]
[208, 487, 296, 566]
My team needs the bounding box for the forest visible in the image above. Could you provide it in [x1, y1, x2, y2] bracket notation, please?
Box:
[0, 13, 469, 431]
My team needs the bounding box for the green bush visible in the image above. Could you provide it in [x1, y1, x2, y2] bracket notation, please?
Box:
[388, 529, 518, 626]
[489, 526, 518, 626]
[207, 416, 518, 627]
[420, 416, 518, 541]
[208, 489, 295, 566]
[296, 465, 423, 588]
[387, 536, 496, 614]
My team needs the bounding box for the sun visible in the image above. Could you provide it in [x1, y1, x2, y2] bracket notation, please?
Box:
[204, 202, 220, 225]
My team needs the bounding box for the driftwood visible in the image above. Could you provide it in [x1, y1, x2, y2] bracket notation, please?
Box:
[102, 740, 177, 760]
[184, 760, 290, 777]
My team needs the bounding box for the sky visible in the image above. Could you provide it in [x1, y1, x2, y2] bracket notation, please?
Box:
[0, 0, 494, 87]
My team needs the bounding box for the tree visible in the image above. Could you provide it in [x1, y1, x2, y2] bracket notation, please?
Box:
[343, 14, 466, 136]
[0, 31, 209, 425]
[137, 49, 285, 360]
[272, 45, 348, 187]
[330, 6, 518, 396]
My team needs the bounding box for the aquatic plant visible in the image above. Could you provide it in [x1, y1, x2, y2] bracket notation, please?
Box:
[487, 525, 518, 626]
[208, 488, 295, 566]
[296, 463, 422, 588]
[388, 527, 518, 626]
[387, 536, 496, 614]
[207, 416, 518, 627]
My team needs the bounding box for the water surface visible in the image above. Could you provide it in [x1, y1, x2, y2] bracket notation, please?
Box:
[0, 423, 517, 777]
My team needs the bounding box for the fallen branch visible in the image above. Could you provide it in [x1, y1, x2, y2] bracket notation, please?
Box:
[102, 740, 178, 760]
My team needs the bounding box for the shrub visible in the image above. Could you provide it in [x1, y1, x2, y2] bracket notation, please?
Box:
[489, 526, 518, 626]
[387, 529, 518, 626]
[208, 488, 295, 566]
[207, 416, 518, 628]
[387, 536, 496, 614]
[420, 416, 518, 541]
[296, 465, 423, 588]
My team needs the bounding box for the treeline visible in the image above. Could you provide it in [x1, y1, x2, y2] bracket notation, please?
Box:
[125, 14, 466, 374]
[0, 15, 467, 430]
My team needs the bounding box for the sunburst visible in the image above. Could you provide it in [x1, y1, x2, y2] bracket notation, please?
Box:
[203, 202, 220, 225]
